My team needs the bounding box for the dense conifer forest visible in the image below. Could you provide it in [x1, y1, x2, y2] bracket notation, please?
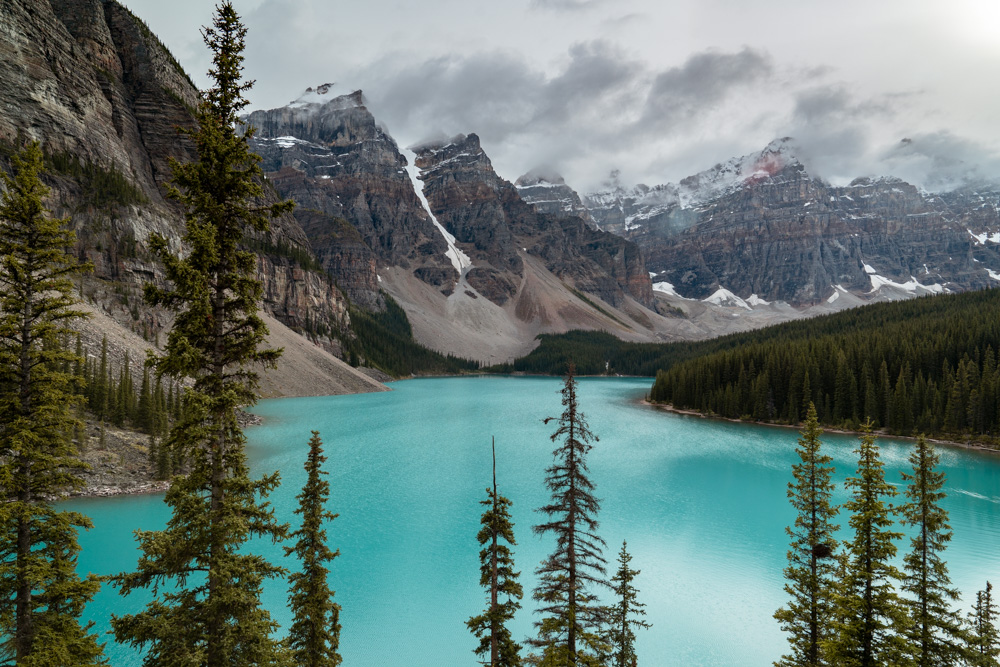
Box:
[648, 288, 1000, 439]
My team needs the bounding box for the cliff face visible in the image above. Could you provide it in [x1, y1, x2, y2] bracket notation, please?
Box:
[246, 86, 455, 308]
[248, 93, 653, 312]
[515, 169, 597, 227]
[0, 0, 348, 340]
[586, 140, 1000, 305]
[415, 134, 653, 308]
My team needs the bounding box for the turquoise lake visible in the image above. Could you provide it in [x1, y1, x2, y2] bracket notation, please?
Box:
[65, 375, 1000, 665]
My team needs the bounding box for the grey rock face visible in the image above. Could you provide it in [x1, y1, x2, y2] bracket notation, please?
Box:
[416, 134, 653, 308]
[515, 168, 597, 228]
[587, 140, 1000, 305]
[0, 0, 349, 340]
[246, 87, 455, 304]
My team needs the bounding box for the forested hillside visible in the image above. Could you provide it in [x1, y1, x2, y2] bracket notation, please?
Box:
[649, 289, 1000, 439]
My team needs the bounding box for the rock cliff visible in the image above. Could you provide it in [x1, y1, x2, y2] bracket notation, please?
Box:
[246, 86, 455, 308]
[586, 139, 1000, 306]
[0, 0, 352, 365]
[415, 133, 653, 308]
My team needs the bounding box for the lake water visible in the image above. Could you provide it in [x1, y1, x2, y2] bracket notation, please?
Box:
[65, 376, 1000, 666]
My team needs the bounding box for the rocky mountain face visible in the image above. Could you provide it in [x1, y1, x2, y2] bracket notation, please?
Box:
[514, 169, 596, 227]
[585, 139, 1000, 306]
[0, 0, 350, 346]
[414, 133, 653, 308]
[246, 86, 456, 309]
[249, 89, 659, 311]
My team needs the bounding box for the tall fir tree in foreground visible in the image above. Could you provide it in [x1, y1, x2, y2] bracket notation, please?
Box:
[826, 423, 912, 667]
[607, 540, 650, 667]
[529, 363, 609, 666]
[285, 432, 341, 667]
[774, 404, 839, 667]
[468, 437, 523, 667]
[109, 4, 293, 664]
[968, 582, 1000, 667]
[899, 435, 965, 665]
[0, 142, 104, 665]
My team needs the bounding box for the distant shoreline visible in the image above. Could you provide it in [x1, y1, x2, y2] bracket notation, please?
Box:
[640, 399, 1000, 456]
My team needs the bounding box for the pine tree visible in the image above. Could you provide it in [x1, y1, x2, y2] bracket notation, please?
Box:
[607, 540, 650, 667]
[968, 582, 1000, 667]
[109, 4, 293, 664]
[285, 432, 341, 667]
[0, 141, 104, 664]
[528, 363, 609, 666]
[826, 422, 911, 666]
[899, 436, 965, 665]
[137, 366, 152, 434]
[774, 404, 839, 667]
[468, 437, 523, 666]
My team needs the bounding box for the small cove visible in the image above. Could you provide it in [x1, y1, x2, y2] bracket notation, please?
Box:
[67, 376, 1000, 665]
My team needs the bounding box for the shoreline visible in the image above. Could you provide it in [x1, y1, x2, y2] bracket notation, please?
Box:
[640, 399, 1000, 456]
[64, 480, 170, 500]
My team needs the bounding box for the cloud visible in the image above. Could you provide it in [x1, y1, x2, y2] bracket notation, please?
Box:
[358, 44, 791, 190]
[363, 41, 642, 156]
[638, 48, 774, 133]
[878, 132, 1000, 191]
[530, 0, 606, 10]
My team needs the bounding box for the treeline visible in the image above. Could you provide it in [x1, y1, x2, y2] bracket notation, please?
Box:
[776, 407, 1000, 664]
[343, 294, 480, 377]
[650, 289, 1000, 439]
[78, 336, 179, 437]
[487, 330, 676, 376]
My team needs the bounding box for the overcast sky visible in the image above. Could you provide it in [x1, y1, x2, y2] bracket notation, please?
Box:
[121, 0, 1000, 192]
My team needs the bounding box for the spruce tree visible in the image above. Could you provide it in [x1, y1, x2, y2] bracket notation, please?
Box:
[285, 432, 341, 667]
[529, 363, 609, 665]
[899, 435, 965, 665]
[968, 582, 1000, 667]
[774, 404, 839, 667]
[0, 141, 104, 664]
[826, 422, 911, 666]
[468, 437, 523, 666]
[109, 4, 293, 664]
[607, 540, 650, 667]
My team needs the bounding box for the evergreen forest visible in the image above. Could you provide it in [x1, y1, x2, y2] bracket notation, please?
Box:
[649, 289, 1000, 440]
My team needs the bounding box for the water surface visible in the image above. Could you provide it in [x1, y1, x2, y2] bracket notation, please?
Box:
[67, 376, 1000, 665]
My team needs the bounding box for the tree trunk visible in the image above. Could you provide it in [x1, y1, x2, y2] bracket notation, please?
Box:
[14, 288, 34, 660]
[490, 437, 498, 666]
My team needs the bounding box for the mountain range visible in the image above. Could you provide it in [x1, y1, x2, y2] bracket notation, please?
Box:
[4, 0, 1000, 378]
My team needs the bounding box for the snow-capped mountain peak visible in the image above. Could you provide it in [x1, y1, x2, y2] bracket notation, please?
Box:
[289, 83, 364, 110]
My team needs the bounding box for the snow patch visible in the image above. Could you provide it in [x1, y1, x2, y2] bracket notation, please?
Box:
[703, 288, 752, 310]
[826, 285, 850, 304]
[652, 281, 679, 297]
[401, 148, 471, 275]
[987, 269, 1000, 281]
[968, 229, 1000, 245]
[863, 263, 877, 274]
[869, 274, 945, 294]
[275, 135, 305, 148]
[746, 294, 770, 307]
